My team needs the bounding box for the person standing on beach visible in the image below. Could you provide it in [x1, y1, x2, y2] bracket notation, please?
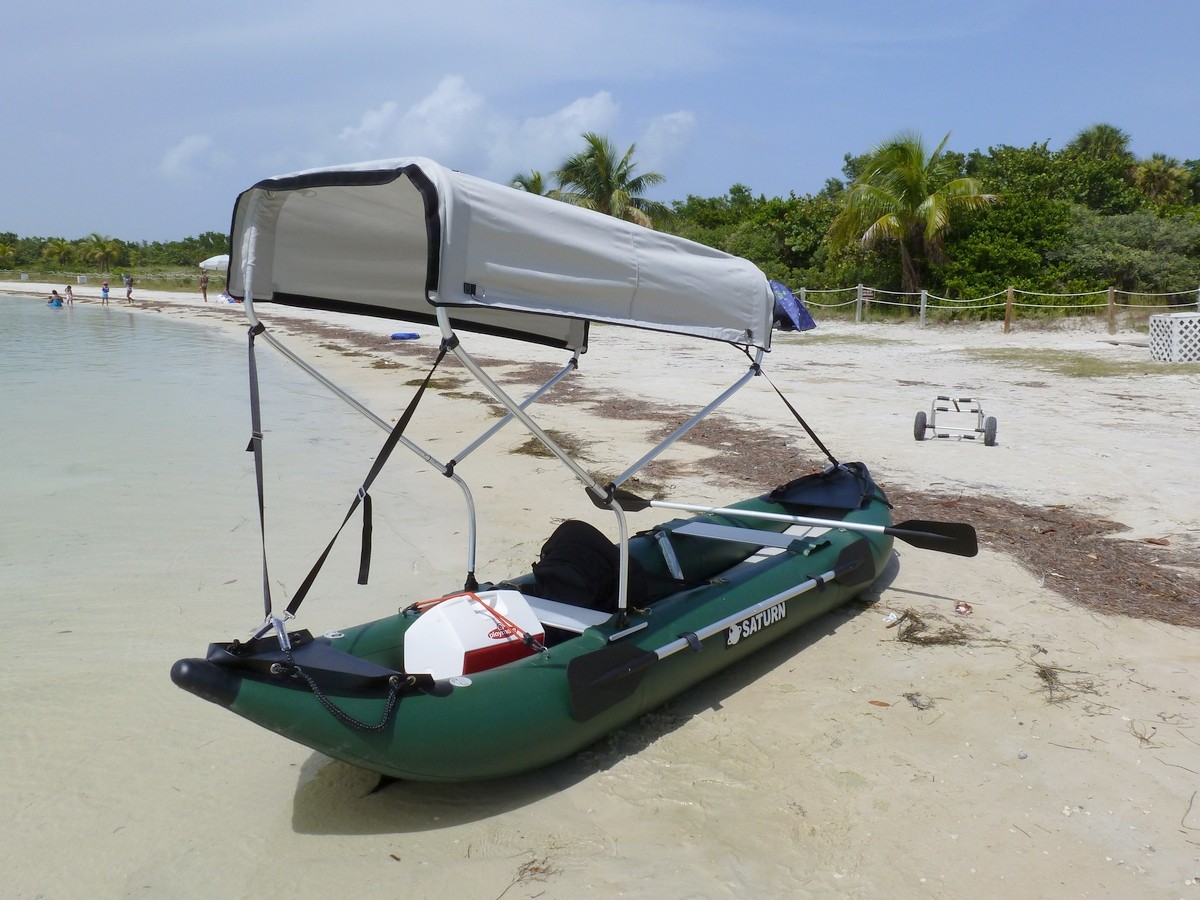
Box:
[64, 285, 74, 305]
[124, 274, 134, 302]
[101, 279, 109, 305]
[199, 272, 209, 302]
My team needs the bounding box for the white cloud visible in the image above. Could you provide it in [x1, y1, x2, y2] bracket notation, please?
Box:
[337, 101, 400, 152]
[638, 111, 698, 173]
[333, 78, 673, 187]
[487, 92, 620, 180]
[338, 76, 485, 163]
[158, 134, 230, 181]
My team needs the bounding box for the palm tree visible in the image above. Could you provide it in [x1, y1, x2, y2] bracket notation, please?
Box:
[828, 131, 996, 293]
[0, 242, 15, 268]
[41, 238, 75, 266]
[1133, 153, 1190, 205]
[81, 232, 123, 273]
[553, 132, 670, 228]
[1065, 123, 1133, 162]
[511, 170, 553, 196]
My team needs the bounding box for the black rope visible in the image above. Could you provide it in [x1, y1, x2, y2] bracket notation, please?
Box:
[284, 654, 405, 732]
[741, 347, 841, 469]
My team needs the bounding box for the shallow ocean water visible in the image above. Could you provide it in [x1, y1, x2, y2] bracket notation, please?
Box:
[0, 296, 400, 605]
[1, 299, 254, 600]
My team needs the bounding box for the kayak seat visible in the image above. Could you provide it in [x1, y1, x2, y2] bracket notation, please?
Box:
[522, 594, 613, 634]
[632, 514, 787, 600]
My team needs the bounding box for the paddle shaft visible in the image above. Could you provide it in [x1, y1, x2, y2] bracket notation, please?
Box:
[643, 500, 976, 556]
[648, 499, 889, 534]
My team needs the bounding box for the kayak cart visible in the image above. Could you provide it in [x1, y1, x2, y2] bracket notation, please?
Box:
[914, 395, 997, 446]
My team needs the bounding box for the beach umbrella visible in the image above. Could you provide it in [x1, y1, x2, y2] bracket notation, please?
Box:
[769, 280, 816, 332]
[198, 254, 229, 271]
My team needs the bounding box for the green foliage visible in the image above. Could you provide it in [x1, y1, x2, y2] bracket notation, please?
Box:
[1064, 123, 1133, 161]
[941, 144, 1077, 295]
[1184, 159, 1200, 204]
[667, 184, 759, 247]
[511, 170, 552, 196]
[938, 196, 1075, 295]
[41, 238, 75, 266]
[0, 230, 227, 276]
[828, 131, 996, 292]
[1058, 123, 1141, 214]
[553, 132, 670, 227]
[1053, 207, 1200, 292]
[1133, 154, 1191, 206]
[80, 233, 125, 272]
[1059, 155, 1142, 214]
[966, 141, 1059, 196]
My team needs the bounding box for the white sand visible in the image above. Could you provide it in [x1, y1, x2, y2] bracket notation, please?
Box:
[3, 281, 1199, 898]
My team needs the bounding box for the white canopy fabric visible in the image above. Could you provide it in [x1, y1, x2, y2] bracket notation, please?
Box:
[228, 157, 774, 351]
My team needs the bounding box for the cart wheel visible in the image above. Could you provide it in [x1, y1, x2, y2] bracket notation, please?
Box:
[913, 410, 928, 441]
[983, 416, 998, 446]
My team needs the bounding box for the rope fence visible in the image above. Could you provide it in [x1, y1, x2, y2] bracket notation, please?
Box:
[799, 284, 1200, 332]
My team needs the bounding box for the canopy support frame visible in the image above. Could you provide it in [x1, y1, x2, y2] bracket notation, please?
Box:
[434, 309, 765, 622]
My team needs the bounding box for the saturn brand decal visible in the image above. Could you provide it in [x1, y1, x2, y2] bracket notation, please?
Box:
[727, 602, 787, 645]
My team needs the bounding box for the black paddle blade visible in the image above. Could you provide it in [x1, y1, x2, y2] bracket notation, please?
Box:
[890, 520, 978, 557]
[567, 642, 655, 722]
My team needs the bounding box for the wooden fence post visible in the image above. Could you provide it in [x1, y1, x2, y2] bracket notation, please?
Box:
[1107, 286, 1116, 334]
[919, 290, 928, 328]
[1004, 286, 1013, 333]
[855, 284, 863, 323]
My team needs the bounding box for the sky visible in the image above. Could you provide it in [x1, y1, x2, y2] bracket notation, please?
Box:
[6, 0, 1199, 242]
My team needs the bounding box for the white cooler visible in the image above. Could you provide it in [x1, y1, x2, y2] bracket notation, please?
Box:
[403, 590, 545, 679]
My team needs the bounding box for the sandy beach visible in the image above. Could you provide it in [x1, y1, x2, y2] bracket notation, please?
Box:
[3, 280, 1199, 899]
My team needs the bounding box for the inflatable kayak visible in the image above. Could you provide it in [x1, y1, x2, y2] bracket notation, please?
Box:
[170, 158, 976, 783]
[172, 465, 916, 780]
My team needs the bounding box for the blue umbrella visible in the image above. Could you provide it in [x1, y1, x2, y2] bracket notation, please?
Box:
[769, 280, 816, 332]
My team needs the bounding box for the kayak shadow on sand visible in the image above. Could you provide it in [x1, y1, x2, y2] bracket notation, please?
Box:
[289, 551, 903, 836]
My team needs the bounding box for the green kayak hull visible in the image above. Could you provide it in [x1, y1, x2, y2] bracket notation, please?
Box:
[172, 467, 894, 782]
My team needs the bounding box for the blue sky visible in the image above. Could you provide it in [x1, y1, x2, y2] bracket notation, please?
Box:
[7, 1, 1199, 242]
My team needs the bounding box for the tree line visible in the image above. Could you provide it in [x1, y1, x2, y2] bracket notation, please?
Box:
[657, 123, 1200, 299]
[5, 123, 1199, 300]
[0, 231, 228, 274]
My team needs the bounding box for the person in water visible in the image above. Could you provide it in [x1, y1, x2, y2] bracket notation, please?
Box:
[101, 279, 110, 305]
[64, 285, 74, 304]
[47, 290, 63, 306]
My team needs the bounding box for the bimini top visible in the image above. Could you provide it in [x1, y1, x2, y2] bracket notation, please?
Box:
[227, 157, 774, 352]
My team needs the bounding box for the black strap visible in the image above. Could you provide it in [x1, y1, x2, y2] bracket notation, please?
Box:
[245, 323, 273, 620]
[283, 344, 447, 618]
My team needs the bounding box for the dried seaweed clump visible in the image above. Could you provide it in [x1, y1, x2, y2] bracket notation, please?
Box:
[893, 608, 973, 646]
